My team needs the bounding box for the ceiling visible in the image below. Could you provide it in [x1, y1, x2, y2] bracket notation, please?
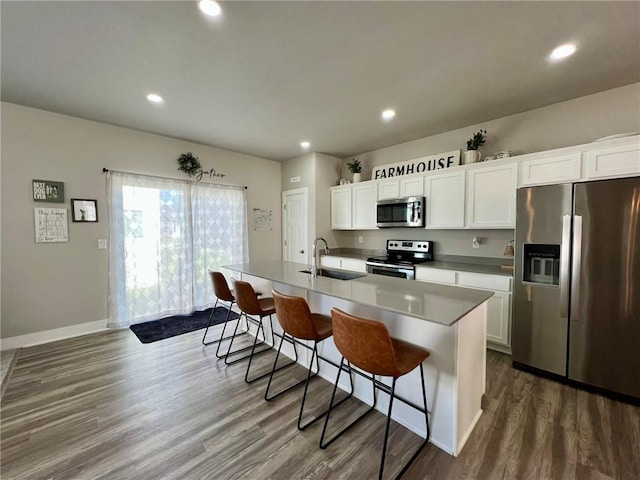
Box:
[2, 1, 639, 162]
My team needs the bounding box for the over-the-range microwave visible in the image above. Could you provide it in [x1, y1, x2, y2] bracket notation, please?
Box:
[376, 196, 425, 228]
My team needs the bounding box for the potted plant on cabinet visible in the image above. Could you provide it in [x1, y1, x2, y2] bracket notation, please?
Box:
[347, 158, 362, 183]
[463, 129, 487, 164]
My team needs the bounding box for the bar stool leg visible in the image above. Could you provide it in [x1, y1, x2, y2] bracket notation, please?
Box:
[203, 299, 249, 347]
[320, 358, 370, 449]
[392, 364, 431, 480]
[245, 315, 298, 384]
[263, 331, 303, 398]
[223, 312, 271, 365]
[379, 377, 397, 480]
[298, 343, 353, 431]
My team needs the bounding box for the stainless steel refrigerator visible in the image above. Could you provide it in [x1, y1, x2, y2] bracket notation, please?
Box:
[512, 177, 640, 400]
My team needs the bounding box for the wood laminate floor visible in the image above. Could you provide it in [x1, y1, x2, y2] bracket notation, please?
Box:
[1, 326, 639, 480]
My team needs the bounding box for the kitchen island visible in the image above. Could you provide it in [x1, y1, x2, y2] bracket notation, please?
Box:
[223, 261, 493, 456]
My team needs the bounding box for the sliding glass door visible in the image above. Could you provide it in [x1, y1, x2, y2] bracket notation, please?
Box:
[108, 172, 247, 327]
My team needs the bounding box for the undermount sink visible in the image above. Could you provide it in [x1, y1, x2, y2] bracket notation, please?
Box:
[299, 268, 366, 281]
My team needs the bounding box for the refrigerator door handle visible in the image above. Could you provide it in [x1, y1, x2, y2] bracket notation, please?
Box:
[560, 214, 572, 318]
[570, 215, 583, 322]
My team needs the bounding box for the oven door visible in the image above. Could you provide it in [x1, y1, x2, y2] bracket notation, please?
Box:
[366, 262, 415, 280]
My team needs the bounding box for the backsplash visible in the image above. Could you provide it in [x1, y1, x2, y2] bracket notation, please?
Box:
[332, 228, 515, 259]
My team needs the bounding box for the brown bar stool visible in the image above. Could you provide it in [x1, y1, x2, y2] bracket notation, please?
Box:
[230, 279, 295, 384]
[202, 271, 245, 354]
[204, 271, 264, 360]
[320, 308, 431, 480]
[267, 290, 354, 430]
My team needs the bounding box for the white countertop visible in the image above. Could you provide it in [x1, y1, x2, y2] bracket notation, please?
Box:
[223, 261, 493, 327]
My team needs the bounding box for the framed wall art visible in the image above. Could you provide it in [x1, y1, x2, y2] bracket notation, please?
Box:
[34, 207, 68, 242]
[32, 179, 65, 203]
[71, 198, 98, 223]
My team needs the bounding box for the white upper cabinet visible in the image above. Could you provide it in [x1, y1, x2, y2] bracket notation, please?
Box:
[378, 176, 424, 200]
[519, 153, 582, 186]
[425, 171, 465, 229]
[377, 179, 400, 200]
[400, 176, 425, 197]
[352, 183, 377, 229]
[330, 185, 352, 229]
[466, 163, 517, 228]
[584, 143, 640, 179]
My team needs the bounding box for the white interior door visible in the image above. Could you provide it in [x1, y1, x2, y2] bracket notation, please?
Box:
[282, 188, 308, 264]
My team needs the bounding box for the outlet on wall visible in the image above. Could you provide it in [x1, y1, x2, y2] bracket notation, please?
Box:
[358, 236, 364, 244]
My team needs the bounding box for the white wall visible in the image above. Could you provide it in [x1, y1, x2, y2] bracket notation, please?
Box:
[1, 103, 282, 340]
[281, 152, 342, 249]
[343, 83, 640, 179]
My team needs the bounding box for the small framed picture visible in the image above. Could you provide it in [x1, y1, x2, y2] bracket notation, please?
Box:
[71, 198, 98, 223]
[33, 179, 65, 203]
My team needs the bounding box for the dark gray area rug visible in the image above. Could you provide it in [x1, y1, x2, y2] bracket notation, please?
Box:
[130, 307, 239, 344]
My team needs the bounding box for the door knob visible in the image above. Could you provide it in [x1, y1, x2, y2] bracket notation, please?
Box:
[300, 250, 304, 254]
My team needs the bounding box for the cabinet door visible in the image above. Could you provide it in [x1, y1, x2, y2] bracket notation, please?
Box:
[425, 171, 465, 228]
[415, 266, 456, 284]
[486, 291, 511, 348]
[341, 258, 367, 273]
[584, 143, 640, 179]
[352, 183, 377, 229]
[466, 163, 517, 228]
[330, 186, 352, 229]
[519, 153, 582, 186]
[320, 256, 342, 269]
[377, 179, 400, 200]
[400, 176, 425, 197]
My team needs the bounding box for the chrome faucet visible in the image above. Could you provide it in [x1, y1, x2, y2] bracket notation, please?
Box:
[311, 237, 330, 277]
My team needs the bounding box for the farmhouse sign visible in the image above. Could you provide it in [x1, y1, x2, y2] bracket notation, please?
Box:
[372, 150, 461, 180]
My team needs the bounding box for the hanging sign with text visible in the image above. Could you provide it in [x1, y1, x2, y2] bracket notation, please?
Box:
[372, 150, 461, 180]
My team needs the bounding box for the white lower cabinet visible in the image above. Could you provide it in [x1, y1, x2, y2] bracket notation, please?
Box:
[485, 291, 511, 349]
[320, 255, 342, 270]
[416, 266, 512, 352]
[320, 255, 367, 273]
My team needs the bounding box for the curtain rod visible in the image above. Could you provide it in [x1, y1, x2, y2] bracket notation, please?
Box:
[102, 167, 247, 189]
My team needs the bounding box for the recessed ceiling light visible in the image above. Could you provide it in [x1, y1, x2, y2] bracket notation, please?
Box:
[550, 43, 576, 61]
[198, 0, 222, 17]
[382, 109, 396, 121]
[146, 93, 163, 103]
[300, 141, 310, 149]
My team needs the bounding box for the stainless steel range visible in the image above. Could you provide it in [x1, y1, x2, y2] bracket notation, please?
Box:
[366, 239, 434, 279]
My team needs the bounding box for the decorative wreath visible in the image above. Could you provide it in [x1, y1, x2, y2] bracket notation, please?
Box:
[177, 152, 202, 177]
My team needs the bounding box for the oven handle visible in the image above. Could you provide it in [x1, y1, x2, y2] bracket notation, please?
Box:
[366, 261, 396, 268]
[366, 262, 415, 279]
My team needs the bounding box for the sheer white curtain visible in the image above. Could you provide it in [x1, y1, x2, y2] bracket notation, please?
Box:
[107, 171, 248, 328]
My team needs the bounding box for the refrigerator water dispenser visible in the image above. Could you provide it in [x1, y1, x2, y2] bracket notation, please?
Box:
[522, 244, 560, 286]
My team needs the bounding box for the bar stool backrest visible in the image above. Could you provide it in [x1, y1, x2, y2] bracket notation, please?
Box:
[233, 279, 263, 315]
[272, 290, 320, 341]
[210, 271, 234, 302]
[331, 308, 399, 377]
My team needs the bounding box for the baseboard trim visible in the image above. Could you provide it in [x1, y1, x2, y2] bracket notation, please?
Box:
[0, 319, 109, 351]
